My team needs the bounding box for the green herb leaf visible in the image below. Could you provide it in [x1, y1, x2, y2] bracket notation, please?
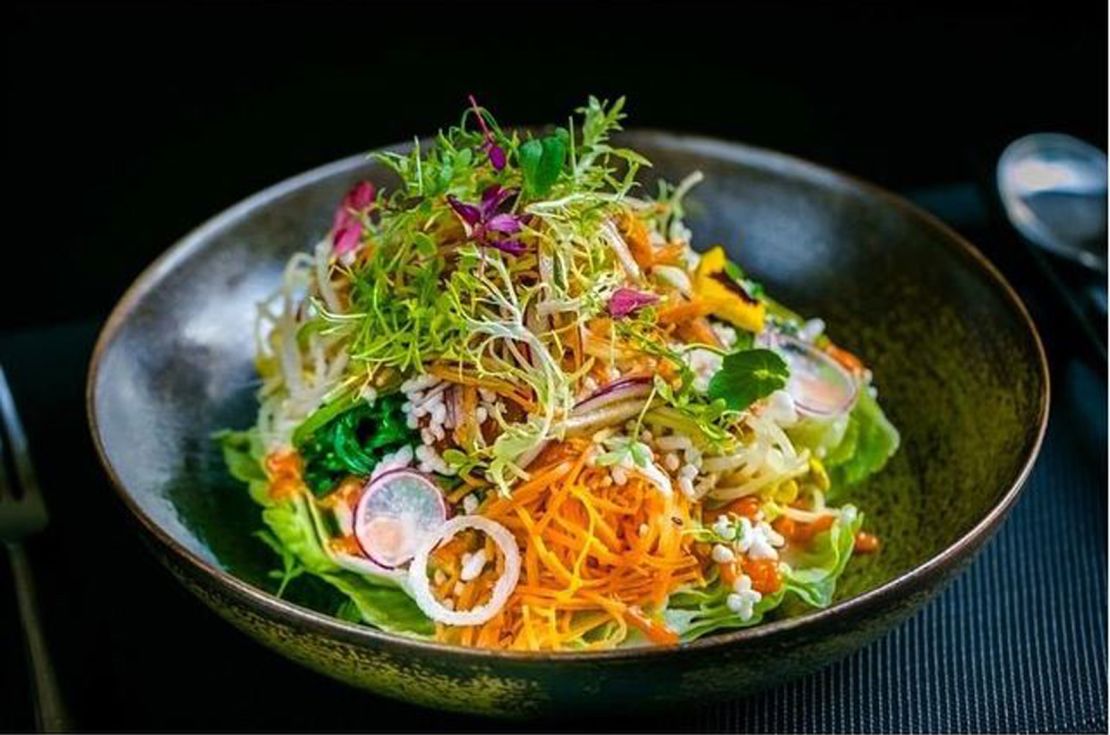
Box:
[707, 349, 790, 412]
[519, 129, 568, 197]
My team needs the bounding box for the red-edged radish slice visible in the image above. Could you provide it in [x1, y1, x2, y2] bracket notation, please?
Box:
[353, 469, 447, 568]
[408, 515, 521, 626]
[775, 336, 858, 418]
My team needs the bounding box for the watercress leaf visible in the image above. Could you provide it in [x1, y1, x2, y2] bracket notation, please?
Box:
[707, 349, 790, 411]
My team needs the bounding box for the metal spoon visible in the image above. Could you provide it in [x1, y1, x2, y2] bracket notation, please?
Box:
[997, 133, 1107, 360]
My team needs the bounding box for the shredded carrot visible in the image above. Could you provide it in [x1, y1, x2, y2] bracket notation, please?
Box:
[676, 317, 721, 348]
[617, 211, 655, 269]
[427, 362, 538, 413]
[434, 440, 699, 651]
[651, 242, 688, 266]
[657, 298, 712, 325]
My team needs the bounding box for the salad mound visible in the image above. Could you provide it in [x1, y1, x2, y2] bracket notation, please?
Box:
[219, 97, 900, 651]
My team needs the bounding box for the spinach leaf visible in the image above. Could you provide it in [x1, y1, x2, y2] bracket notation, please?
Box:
[295, 394, 416, 496]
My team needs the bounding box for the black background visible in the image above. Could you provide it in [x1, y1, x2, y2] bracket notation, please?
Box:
[2, 1, 1107, 732]
[5, 1, 1106, 330]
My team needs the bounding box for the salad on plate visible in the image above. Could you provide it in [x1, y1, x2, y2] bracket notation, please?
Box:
[219, 96, 900, 651]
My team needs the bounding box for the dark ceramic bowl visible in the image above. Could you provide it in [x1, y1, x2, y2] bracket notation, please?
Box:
[87, 132, 1048, 718]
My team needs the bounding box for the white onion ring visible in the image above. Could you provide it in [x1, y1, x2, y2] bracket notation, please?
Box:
[407, 515, 521, 626]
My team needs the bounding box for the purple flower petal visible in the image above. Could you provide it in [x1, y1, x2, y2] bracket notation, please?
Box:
[485, 213, 522, 234]
[333, 222, 362, 255]
[479, 185, 515, 216]
[484, 239, 527, 256]
[343, 180, 376, 210]
[607, 288, 660, 318]
[488, 144, 506, 171]
[446, 195, 482, 227]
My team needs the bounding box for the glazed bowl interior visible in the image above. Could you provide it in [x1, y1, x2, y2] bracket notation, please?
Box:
[88, 131, 1047, 654]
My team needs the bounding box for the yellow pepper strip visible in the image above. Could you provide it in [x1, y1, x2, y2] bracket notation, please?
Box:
[693, 246, 765, 332]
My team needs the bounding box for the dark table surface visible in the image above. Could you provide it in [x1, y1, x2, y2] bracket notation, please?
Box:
[0, 179, 1105, 733]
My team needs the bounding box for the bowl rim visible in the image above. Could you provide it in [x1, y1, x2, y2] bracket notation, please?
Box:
[86, 130, 1050, 662]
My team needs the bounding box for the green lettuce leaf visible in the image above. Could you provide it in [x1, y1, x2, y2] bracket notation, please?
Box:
[321, 572, 434, 636]
[215, 428, 271, 506]
[826, 388, 900, 490]
[665, 582, 787, 641]
[218, 425, 434, 637]
[782, 508, 863, 608]
[260, 497, 338, 575]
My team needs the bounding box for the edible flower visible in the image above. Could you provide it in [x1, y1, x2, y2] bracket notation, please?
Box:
[468, 94, 506, 171]
[446, 185, 525, 255]
[331, 180, 376, 255]
[693, 246, 765, 332]
[607, 287, 659, 318]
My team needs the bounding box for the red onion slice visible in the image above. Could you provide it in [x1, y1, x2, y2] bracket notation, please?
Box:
[572, 376, 652, 416]
[353, 469, 447, 568]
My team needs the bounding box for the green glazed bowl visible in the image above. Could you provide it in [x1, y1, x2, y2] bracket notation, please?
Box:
[87, 131, 1048, 718]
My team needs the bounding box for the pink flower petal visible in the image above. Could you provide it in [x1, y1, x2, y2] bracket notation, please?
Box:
[607, 288, 660, 318]
[332, 207, 355, 233]
[333, 222, 363, 255]
[343, 180, 376, 210]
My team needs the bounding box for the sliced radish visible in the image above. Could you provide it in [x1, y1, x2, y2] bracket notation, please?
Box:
[774, 335, 858, 418]
[408, 515, 522, 626]
[353, 469, 447, 568]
